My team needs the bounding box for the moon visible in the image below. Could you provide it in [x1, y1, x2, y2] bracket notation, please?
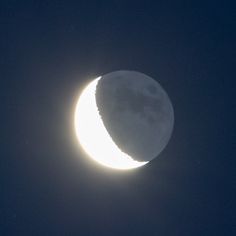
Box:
[74, 71, 174, 170]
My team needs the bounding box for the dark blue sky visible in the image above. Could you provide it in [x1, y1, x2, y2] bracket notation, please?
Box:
[1, 1, 235, 235]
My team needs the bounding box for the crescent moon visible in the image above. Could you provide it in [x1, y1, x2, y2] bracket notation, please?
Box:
[74, 77, 148, 170]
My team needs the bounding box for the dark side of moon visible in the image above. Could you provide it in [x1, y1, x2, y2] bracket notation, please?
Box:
[95, 71, 174, 162]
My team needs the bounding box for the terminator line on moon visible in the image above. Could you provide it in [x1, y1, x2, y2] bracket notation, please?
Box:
[74, 71, 174, 170]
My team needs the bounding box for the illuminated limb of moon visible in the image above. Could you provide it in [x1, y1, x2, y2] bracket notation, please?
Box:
[74, 77, 148, 170]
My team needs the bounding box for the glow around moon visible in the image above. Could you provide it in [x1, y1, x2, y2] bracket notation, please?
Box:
[74, 77, 148, 170]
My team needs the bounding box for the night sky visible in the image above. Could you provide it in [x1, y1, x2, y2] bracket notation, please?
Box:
[1, 1, 235, 235]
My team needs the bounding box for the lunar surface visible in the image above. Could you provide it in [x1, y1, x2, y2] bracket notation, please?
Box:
[74, 70, 174, 169]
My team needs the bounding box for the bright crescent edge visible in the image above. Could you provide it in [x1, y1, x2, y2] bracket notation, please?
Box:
[74, 76, 148, 170]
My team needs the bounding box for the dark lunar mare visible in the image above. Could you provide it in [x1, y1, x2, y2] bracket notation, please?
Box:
[95, 71, 174, 162]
